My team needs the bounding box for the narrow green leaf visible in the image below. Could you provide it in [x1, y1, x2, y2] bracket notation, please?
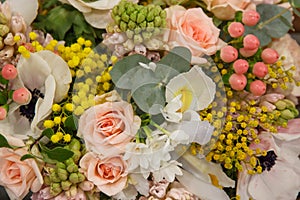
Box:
[20, 154, 35, 161]
[289, 0, 300, 8]
[0, 133, 13, 149]
[293, 7, 300, 17]
[42, 128, 54, 139]
[64, 115, 78, 131]
[0, 92, 7, 105]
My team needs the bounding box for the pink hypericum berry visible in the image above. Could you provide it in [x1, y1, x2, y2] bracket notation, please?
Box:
[233, 59, 249, 74]
[0, 107, 7, 120]
[12, 87, 31, 105]
[242, 10, 260, 26]
[239, 47, 258, 57]
[220, 46, 238, 63]
[229, 73, 247, 91]
[250, 80, 266, 96]
[1, 64, 18, 80]
[261, 48, 279, 64]
[243, 34, 260, 50]
[252, 62, 268, 78]
[228, 22, 245, 38]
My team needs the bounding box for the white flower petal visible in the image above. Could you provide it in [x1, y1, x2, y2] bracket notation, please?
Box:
[35, 50, 71, 102]
[74, 0, 121, 10]
[166, 66, 216, 111]
[7, 0, 38, 25]
[17, 53, 51, 90]
[83, 10, 113, 29]
[31, 76, 56, 136]
[161, 95, 183, 123]
[176, 170, 231, 200]
[63, 0, 92, 12]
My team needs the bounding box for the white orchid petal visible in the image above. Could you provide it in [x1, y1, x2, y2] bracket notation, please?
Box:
[64, 0, 92, 12]
[176, 170, 231, 200]
[35, 50, 71, 102]
[17, 53, 51, 90]
[166, 66, 216, 111]
[31, 76, 56, 136]
[83, 10, 113, 29]
[7, 0, 38, 25]
[248, 161, 300, 200]
[179, 152, 235, 188]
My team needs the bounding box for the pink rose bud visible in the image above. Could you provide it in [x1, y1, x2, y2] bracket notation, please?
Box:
[12, 87, 31, 105]
[229, 73, 247, 91]
[233, 59, 249, 74]
[242, 10, 260, 26]
[228, 22, 245, 38]
[261, 48, 279, 64]
[220, 45, 238, 63]
[2, 64, 18, 80]
[243, 34, 260, 50]
[239, 47, 258, 57]
[0, 107, 7, 120]
[252, 62, 268, 78]
[250, 80, 266, 96]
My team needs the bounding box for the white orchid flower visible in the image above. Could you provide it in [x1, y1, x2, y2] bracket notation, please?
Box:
[0, 50, 72, 138]
[166, 65, 216, 112]
[161, 94, 183, 123]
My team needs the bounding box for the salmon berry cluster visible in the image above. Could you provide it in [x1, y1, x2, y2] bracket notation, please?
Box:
[218, 10, 280, 97]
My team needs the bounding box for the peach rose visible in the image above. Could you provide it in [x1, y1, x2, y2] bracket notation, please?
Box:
[79, 152, 128, 196]
[203, 0, 256, 20]
[77, 100, 141, 157]
[0, 134, 43, 200]
[166, 5, 225, 63]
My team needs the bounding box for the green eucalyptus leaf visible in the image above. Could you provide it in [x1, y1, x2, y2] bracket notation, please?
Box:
[40, 144, 74, 162]
[293, 7, 300, 17]
[289, 0, 300, 8]
[0, 133, 13, 149]
[159, 47, 191, 72]
[132, 83, 165, 115]
[42, 128, 54, 139]
[110, 54, 150, 89]
[245, 4, 292, 46]
[155, 63, 184, 85]
[20, 154, 36, 161]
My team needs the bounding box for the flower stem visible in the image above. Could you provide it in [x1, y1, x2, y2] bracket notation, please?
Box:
[150, 120, 170, 136]
[142, 126, 153, 139]
[257, 7, 291, 30]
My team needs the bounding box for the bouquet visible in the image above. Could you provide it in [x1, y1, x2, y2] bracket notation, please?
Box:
[0, 0, 300, 199]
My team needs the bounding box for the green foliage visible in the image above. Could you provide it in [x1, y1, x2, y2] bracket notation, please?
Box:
[40, 143, 74, 162]
[33, 4, 104, 46]
[110, 47, 191, 115]
[245, 4, 292, 47]
[42, 128, 55, 139]
[20, 154, 36, 161]
[64, 115, 78, 131]
[0, 133, 13, 149]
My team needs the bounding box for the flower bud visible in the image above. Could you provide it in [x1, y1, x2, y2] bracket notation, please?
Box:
[0, 24, 9, 36]
[64, 158, 75, 166]
[128, 20, 136, 29]
[77, 173, 85, 182]
[44, 176, 51, 186]
[69, 173, 79, 184]
[69, 138, 81, 151]
[154, 16, 162, 27]
[72, 150, 82, 163]
[11, 15, 26, 34]
[50, 183, 62, 196]
[130, 11, 137, 22]
[67, 163, 78, 173]
[0, 46, 14, 60]
[61, 180, 72, 191]
[4, 33, 15, 46]
[0, 12, 7, 24]
[79, 181, 94, 191]
[57, 168, 69, 181]
[50, 172, 61, 183]
[2, 64, 18, 80]
[142, 31, 152, 40]
[137, 12, 146, 24]
[56, 162, 66, 169]
[133, 34, 143, 44]
[147, 10, 155, 21]
[120, 21, 127, 32]
[121, 13, 129, 22]
[66, 185, 77, 198]
[283, 99, 296, 109]
[12, 87, 32, 105]
[275, 100, 286, 110]
[281, 109, 294, 120]
[0, 107, 7, 120]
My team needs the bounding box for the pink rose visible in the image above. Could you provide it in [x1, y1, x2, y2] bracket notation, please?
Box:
[0, 134, 43, 200]
[78, 100, 141, 157]
[166, 5, 225, 63]
[203, 0, 256, 20]
[79, 152, 128, 196]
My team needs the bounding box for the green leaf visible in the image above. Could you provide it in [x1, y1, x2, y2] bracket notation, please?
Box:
[132, 83, 165, 115]
[64, 115, 78, 131]
[110, 54, 150, 89]
[245, 4, 292, 46]
[20, 154, 35, 161]
[0, 75, 9, 85]
[40, 144, 74, 162]
[0, 133, 13, 149]
[0, 92, 7, 105]
[42, 128, 54, 139]
[159, 47, 191, 73]
[289, 0, 300, 8]
[293, 7, 300, 17]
